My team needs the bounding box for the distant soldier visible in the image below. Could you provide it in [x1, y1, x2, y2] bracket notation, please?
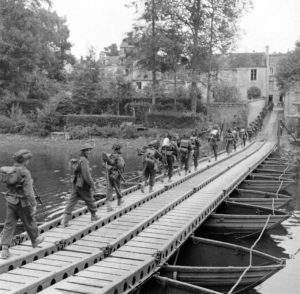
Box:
[224, 129, 235, 154]
[0, 149, 44, 259]
[178, 135, 192, 175]
[102, 143, 126, 211]
[239, 127, 247, 148]
[190, 131, 201, 171]
[62, 143, 99, 227]
[231, 127, 238, 152]
[161, 135, 178, 182]
[141, 140, 163, 193]
[208, 126, 220, 161]
[247, 125, 253, 142]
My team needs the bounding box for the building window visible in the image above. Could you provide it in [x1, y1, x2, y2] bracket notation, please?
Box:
[250, 69, 257, 80]
[270, 67, 274, 75]
[136, 81, 142, 89]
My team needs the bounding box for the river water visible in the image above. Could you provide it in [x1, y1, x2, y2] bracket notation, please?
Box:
[0, 137, 299, 294]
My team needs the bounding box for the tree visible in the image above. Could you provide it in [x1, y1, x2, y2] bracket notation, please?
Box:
[103, 43, 119, 56]
[71, 48, 104, 114]
[276, 41, 300, 93]
[0, 0, 74, 101]
[165, 0, 252, 114]
[213, 82, 238, 102]
[247, 86, 261, 99]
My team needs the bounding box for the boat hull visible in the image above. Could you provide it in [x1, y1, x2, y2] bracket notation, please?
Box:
[162, 237, 285, 294]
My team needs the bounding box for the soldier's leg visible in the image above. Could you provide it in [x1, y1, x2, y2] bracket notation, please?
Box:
[18, 205, 39, 246]
[213, 144, 218, 160]
[77, 188, 99, 221]
[167, 155, 173, 181]
[193, 150, 199, 170]
[62, 188, 79, 226]
[1, 202, 19, 250]
[106, 177, 114, 211]
[149, 167, 156, 192]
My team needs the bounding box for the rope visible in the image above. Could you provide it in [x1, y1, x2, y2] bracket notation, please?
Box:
[275, 181, 283, 198]
[272, 198, 275, 215]
[227, 214, 272, 294]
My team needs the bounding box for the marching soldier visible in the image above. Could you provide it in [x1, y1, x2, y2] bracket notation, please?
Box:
[208, 126, 220, 161]
[161, 135, 178, 182]
[141, 140, 163, 193]
[190, 131, 201, 171]
[0, 149, 44, 259]
[231, 127, 238, 152]
[178, 134, 192, 175]
[239, 127, 247, 148]
[102, 143, 126, 211]
[62, 143, 99, 227]
[224, 129, 235, 154]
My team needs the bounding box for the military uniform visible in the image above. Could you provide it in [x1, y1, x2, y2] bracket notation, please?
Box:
[190, 134, 201, 171]
[104, 144, 125, 209]
[161, 137, 178, 182]
[225, 130, 235, 154]
[1, 149, 44, 259]
[178, 137, 192, 175]
[142, 141, 163, 192]
[239, 128, 247, 148]
[62, 143, 98, 227]
[208, 129, 219, 161]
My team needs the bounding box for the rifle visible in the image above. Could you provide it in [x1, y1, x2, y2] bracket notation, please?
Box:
[33, 186, 43, 205]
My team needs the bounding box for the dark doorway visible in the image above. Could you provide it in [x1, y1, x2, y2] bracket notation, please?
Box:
[268, 95, 273, 103]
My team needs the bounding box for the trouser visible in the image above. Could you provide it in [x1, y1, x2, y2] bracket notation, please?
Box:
[180, 152, 189, 172]
[143, 165, 156, 187]
[1, 202, 38, 246]
[64, 186, 97, 216]
[226, 141, 233, 153]
[166, 155, 174, 179]
[233, 140, 237, 151]
[107, 175, 122, 201]
[242, 138, 246, 147]
[193, 149, 199, 168]
[210, 143, 218, 159]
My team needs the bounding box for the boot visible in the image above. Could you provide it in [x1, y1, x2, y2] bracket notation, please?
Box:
[140, 184, 144, 193]
[62, 214, 70, 227]
[1, 246, 10, 259]
[149, 186, 153, 193]
[168, 177, 172, 183]
[32, 236, 44, 248]
[117, 198, 124, 206]
[106, 201, 113, 212]
[91, 214, 99, 222]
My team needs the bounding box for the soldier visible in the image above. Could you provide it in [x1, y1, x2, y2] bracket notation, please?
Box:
[247, 125, 253, 142]
[224, 129, 235, 154]
[231, 127, 238, 152]
[208, 126, 220, 161]
[102, 143, 126, 212]
[239, 127, 247, 148]
[161, 135, 178, 182]
[141, 140, 163, 193]
[190, 131, 201, 171]
[62, 143, 99, 227]
[178, 134, 192, 175]
[0, 149, 44, 259]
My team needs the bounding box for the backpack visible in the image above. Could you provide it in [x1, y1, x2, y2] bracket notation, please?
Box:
[115, 155, 125, 172]
[69, 159, 84, 188]
[144, 148, 156, 166]
[209, 130, 219, 143]
[0, 166, 21, 186]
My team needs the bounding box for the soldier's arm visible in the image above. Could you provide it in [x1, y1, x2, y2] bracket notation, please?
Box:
[21, 169, 37, 207]
[80, 158, 95, 189]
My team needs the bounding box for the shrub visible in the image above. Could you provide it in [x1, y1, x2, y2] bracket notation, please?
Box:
[146, 111, 204, 129]
[121, 126, 139, 139]
[21, 122, 50, 137]
[66, 114, 135, 128]
[68, 126, 92, 140]
[0, 115, 14, 133]
[247, 86, 261, 99]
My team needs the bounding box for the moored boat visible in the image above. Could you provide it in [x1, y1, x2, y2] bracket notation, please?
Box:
[249, 173, 296, 182]
[161, 236, 285, 294]
[140, 276, 222, 294]
[202, 201, 290, 234]
[239, 179, 292, 193]
[229, 188, 293, 209]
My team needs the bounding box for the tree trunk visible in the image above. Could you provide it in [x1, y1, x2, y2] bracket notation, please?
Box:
[151, 0, 157, 105]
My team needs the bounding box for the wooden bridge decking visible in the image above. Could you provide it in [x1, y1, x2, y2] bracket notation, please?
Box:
[0, 140, 277, 294]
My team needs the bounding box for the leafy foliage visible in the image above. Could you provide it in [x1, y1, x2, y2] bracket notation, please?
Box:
[276, 41, 300, 92]
[247, 86, 261, 99]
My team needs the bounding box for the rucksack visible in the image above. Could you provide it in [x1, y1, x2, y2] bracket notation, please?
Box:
[144, 148, 156, 166]
[115, 155, 125, 171]
[0, 166, 21, 186]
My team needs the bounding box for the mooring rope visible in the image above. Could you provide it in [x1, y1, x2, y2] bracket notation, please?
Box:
[227, 214, 272, 294]
[275, 181, 283, 198]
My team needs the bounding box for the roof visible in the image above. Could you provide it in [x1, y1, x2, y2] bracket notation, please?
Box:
[219, 52, 267, 69]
